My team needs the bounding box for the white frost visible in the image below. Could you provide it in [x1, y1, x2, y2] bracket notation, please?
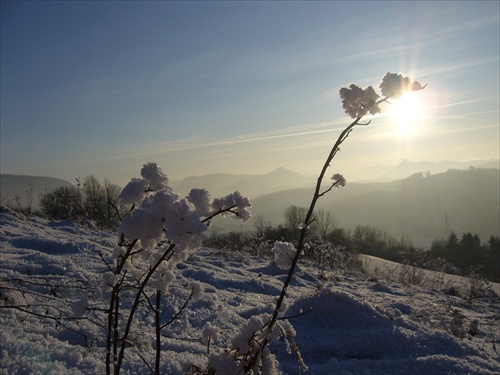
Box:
[272, 241, 295, 269]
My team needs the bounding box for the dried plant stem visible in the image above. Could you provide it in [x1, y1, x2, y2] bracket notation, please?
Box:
[262, 117, 361, 346]
[114, 242, 176, 375]
[155, 290, 161, 375]
[255, 94, 394, 366]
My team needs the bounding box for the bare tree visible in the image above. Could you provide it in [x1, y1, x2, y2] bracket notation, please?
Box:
[253, 214, 271, 237]
[284, 205, 307, 239]
[315, 209, 338, 240]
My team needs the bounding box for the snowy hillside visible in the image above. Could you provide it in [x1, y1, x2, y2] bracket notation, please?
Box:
[1, 207, 499, 374]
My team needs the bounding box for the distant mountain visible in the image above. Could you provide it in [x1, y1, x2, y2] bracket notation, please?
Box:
[3, 163, 499, 247]
[374, 159, 499, 181]
[0, 175, 74, 210]
[217, 168, 499, 248]
[476, 159, 500, 169]
[171, 167, 313, 199]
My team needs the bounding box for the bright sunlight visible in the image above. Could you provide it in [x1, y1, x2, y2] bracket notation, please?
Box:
[390, 92, 424, 136]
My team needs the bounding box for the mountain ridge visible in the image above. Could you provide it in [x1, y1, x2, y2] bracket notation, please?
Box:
[169, 158, 499, 198]
[170, 167, 314, 199]
[374, 159, 499, 181]
[215, 167, 500, 248]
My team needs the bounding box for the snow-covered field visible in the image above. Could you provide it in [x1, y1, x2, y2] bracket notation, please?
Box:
[1, 206, 499, 374]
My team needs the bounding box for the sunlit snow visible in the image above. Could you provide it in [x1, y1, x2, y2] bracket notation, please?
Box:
[1, 206, 499, 374]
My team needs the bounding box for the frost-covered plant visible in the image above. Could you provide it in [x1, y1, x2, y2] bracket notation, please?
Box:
[313, 241, 362, 279]
[240, 72, 427, 371]
[396, 247, 430, 289]
[103, 162, 251, 375]
[271, 241, 295, 269]
[464, 265, 491, 304]
[189, 313, 305, 375]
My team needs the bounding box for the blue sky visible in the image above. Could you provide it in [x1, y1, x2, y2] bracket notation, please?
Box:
[1, 1, 499, 185]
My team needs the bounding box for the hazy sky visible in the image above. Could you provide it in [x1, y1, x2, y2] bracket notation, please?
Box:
[1, 1, 499, 186]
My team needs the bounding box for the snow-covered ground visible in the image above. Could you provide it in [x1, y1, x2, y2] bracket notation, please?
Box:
[1, 206, 499, 374]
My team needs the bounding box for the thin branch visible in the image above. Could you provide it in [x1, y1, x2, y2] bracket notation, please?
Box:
[114, 243, 176, 375]
[108, 198, 122, 222]
[100, 253, 114, 272]
[201, 204, 238, 223]
[2, 305, 90, 340]
[277, 307, 313, 321]
[357, 120, 371, 126]
[131, 345, 155, 375]
[160, 287, 194, 330]
[318, 178, 345, 197]
[116, 239, 138, 275]
[259, 115, 363, 355]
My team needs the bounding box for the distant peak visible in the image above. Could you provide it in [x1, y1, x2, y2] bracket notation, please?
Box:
[265, 167, 300, 177]
[269, 167, 290, 173]
[397, 159, 413, 166]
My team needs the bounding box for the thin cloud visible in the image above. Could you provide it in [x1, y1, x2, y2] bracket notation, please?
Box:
[20, 120, 349, 170]
[415, 56, 498, 79]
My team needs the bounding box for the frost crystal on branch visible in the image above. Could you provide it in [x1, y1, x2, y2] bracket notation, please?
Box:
[188, 281, 204, 300]
[202, 322, 219, 345]
[331, 173, 346, 188]
[211, 191, 252, 221]
[102, 271, 117, 291]
[119, 178, 148, 206]
[380, 72, 426, 98]
[339, 72, 426, 119]
[231, 314, 270, 354]
[140, 162, 169, 190]
[155, 269, 174, 292]
[119, 162, 251, 252]
[272, 241, 295, 269]
[187, 188, 212, 216]
[339, 84, 381, 119]
[412, 81, 426, 91]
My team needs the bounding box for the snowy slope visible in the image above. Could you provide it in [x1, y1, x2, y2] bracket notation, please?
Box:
[1, 207, 499, 374]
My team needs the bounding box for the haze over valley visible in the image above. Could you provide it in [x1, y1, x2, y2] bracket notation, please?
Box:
[2, 159, 498, 249]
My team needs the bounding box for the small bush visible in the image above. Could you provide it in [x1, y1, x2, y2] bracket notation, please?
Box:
[40, 186, 85, 221]
[40, 175, 123, 228]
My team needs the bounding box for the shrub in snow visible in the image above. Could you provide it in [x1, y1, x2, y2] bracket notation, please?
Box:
[40, 186, 85, 221]
[195, 313, 292, 375]
[39, 175, 123, 228]
[465, 265, 491, 304]
[104, 162, 251, 375]
[313, 241, 363, 278]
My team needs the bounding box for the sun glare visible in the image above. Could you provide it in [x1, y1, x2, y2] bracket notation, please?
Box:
[390, 92, 424, 136]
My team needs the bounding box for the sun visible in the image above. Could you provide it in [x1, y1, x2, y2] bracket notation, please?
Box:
[389, 92, 424, 136]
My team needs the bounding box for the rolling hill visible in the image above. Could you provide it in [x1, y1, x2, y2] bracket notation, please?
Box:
[0, 175, 74, 210]
[222, 168, 500, 248]
[170, 167, 313, 199]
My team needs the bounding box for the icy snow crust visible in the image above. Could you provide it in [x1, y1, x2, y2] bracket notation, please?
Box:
[1, 207, 499, 374]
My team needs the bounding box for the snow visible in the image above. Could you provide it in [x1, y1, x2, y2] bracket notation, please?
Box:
[271, 242, 295, 269]
[1, 206, 499, 374]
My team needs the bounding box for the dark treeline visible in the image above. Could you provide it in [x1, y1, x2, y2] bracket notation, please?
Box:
[205, 205, 500, 283]
[429, 232, 499, 282]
